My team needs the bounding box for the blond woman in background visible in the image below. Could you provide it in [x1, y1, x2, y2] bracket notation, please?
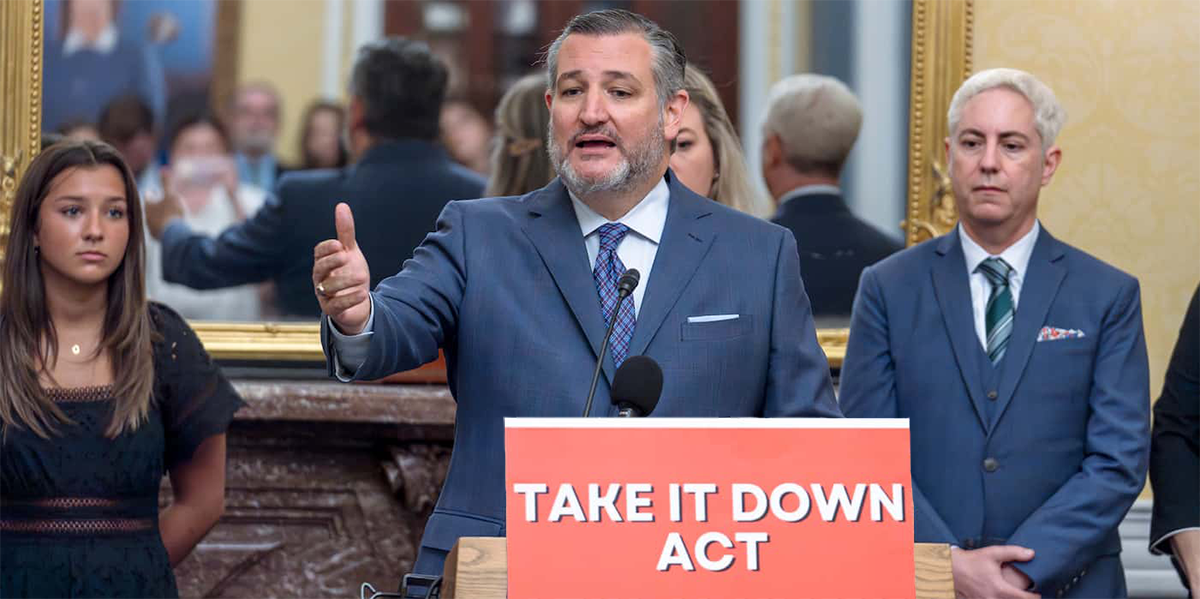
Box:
[670, 65, 770, 217]
[485, 73, 554, 197]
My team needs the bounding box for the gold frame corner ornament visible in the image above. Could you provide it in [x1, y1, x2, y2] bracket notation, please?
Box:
[905, 0, 974, 246]
[2, 0, 972, 365]
[1, 0, 43, 270]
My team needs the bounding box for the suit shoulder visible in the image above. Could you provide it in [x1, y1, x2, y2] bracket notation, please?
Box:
[846, 214, 905, 253]
[276, 168, 346, 198]
[703, 197, 791, 239]
[441, 194, 528, 221]
[442, 161, 488, 190]
[1055, 239, 1138, 288]
[862, 236, 940, 279]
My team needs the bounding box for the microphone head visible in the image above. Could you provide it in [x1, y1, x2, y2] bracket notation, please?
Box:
[610, 355, 663, 417]
[616, 268, 640, 297]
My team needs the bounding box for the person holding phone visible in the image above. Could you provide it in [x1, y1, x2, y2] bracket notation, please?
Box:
[142, 112, 268, 320]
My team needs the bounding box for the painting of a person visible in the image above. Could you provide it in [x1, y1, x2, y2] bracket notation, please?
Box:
[43, 0, 167, 134]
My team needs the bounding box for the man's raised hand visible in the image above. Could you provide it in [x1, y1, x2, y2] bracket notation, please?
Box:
[313, 203, 371, 333]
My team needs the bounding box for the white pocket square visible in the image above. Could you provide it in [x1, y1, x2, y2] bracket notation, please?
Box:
[687, 314, 740, 324]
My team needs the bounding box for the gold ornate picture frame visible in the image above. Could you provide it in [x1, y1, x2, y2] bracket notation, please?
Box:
[0, 0, 973, 368]
[905, 0, 974, 247]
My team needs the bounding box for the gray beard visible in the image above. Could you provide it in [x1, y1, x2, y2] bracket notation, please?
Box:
[548, 122, 666, 198]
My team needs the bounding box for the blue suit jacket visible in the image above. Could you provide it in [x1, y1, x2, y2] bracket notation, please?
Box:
[161, 140, 484, 317]
[327, 172, 840, 572]
[839, 228, 1150, 598]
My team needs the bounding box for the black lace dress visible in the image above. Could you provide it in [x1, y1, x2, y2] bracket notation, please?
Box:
[1, 303, 244, 598]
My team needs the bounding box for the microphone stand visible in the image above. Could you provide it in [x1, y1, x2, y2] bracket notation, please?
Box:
[582, 291, 628, 418]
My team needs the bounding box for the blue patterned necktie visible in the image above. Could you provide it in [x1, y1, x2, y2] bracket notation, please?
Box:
[977, 257, 1014, 365]
[593, 223, 637, 367]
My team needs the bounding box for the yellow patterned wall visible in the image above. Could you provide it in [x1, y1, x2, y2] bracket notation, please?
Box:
[236, 1, 356, 166]
[974, 0, 1200, 402]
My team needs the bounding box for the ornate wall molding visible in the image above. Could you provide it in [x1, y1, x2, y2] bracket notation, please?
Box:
[905, 0, 974, 246]
[0, 0, 42, 272]
[164, 381, 456, 597]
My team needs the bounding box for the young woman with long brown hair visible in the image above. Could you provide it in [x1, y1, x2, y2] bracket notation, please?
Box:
[0, 140, 243, 598]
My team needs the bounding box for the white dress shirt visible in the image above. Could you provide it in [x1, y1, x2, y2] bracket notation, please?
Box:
[777, 184, 842, 207]
[330, 177, 672, 377]
[959, 221, 1040, 351]
[569, 177, 669, 314]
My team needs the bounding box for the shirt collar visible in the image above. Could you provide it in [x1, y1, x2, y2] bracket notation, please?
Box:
[959, 220, 1040, 278]
[64, 25, 118, 56]
[570, 176, 670, 245]
[779, 184, 842, 206]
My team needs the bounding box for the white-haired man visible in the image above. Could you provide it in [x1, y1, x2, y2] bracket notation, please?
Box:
[761, 74, 902, 318]
[840, 68, 1150, 598]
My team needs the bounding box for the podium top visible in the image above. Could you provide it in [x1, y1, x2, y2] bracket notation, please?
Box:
[504, 417, 910, 428]
[442, 539, 954, 599]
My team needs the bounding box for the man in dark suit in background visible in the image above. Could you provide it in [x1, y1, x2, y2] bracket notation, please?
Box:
[840, 68, 1150, 599]
[761, 74, 901, 319]
[146, 38, 485, 318]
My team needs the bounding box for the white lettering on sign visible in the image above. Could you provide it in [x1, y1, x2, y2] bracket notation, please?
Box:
[513, 483, 548, 522]
[684, 483, 718, 522]
[812, 483, 867, 522]
[656, 531, 773, 572]
[627, 484, 655, 522]
[548, 483, 585, 522]
[732, 484, 768, 522]
[588, 483, 623, 522]
[870, 483, 905, 522]
[512, 482, 906, 525]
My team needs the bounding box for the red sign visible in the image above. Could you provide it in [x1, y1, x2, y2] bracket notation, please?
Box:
[505, 418, 914, 599]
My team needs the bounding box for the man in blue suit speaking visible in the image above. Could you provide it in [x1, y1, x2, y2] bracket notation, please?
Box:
[839, 68, 1150, 599]
[313, 9, 841, 577]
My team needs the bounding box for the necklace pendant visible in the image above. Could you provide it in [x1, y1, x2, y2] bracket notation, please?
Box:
[71, 344, 81, 356]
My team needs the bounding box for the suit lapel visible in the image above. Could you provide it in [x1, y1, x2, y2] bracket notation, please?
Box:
[991, 229, 1066, 428]
[626, 176, 715, 359]
[520, 179, 615, 385]
[930, 233, 992, 433]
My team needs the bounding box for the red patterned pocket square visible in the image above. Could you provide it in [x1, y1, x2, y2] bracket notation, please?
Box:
[1037, 326, 1086, 342]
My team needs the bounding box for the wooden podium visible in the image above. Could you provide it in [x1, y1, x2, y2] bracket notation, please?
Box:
[441, 537, 954, 598]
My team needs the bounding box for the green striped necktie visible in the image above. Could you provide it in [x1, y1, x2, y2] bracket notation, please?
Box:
[977, 257, 1014, 365]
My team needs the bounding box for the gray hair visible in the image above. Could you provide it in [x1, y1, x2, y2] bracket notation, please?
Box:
[543, 9, 686, 109]
[947, 68, 1067, 149]
[761, 74, 862, 177]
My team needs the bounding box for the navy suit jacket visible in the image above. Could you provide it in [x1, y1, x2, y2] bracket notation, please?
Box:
[771, 193, 902, 318]
[327, 172, 841, 572]
[160, 140, 485, 317]
[839, 228, 1150, 598]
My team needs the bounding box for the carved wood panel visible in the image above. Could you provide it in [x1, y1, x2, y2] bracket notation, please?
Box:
[162, 381, 455, 598]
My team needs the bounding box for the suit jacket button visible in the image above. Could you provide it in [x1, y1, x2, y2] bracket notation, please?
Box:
[987, 390, 998, 400]
[983, 457, 999, 472]
[1056, 590, 1064, 598]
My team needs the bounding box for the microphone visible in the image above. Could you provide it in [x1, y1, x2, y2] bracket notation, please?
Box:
[582, 268, 641, 417]
[611, 355, 663, 417]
